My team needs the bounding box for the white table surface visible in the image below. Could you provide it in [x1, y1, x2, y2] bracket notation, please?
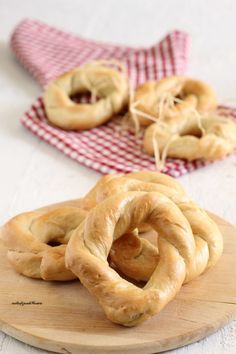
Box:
[1, 0, 236, 353]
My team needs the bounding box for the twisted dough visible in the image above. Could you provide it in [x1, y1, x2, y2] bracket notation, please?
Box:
[43, 61, 129, 130]
[0, 174, 115, 281]
[132, 76, 217, 126]
[97, 172, 185, 203]
[125, 170, 185, 194]
[144, 114, 236, 161]
[0, 170, 183, 281]
[1, 170, 223, 326]
[97, 176, 223, 282]
[66, 191, 196, 326]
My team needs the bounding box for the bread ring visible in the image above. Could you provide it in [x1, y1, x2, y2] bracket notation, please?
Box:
[96, 176, 223, 282]
[132, 76, 217, 126]
[43, 61, 129, 130]
[0, 174, 115, 281]
[66, 191, 204, 326]
[144, 114, 236, 161]
[96, 171, 186, 279]
[1, 206, 87, 280]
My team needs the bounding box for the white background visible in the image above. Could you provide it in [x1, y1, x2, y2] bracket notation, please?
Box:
[0, 0, 236, 353]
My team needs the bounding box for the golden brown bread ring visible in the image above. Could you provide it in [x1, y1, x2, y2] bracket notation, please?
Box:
[66, 191, 196, 326]
[133, 76, 217, 126]
[43, 62, 129, 130]
[96, 176, 223, 283]
[0, 175, 115, 281]
[1, 206, 87, 280]
[144, 115, 236, 161]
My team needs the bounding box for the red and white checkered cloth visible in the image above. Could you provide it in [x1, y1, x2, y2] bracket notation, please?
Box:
[11, 19, 235, 177]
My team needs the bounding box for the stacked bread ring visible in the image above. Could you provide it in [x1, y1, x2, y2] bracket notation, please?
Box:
[132, 76, 236, 162]
[43, 61, 236, 165]
[1, 171, 223, 326]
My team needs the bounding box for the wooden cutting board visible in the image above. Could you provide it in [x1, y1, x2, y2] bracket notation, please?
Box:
[0, 213, 236, 354]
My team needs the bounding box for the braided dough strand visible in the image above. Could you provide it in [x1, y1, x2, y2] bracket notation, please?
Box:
[126, 170, 185, 194]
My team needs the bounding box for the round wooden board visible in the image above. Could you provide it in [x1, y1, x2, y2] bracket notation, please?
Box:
[0, 213, 236, 354]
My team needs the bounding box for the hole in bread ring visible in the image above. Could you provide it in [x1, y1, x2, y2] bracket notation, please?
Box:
[132, 76, 217, 127]
[43, 61, 129, 130]
[109, 231, 160, 282]
[69, 91, 100, 104]
[66, 191, 199, 326]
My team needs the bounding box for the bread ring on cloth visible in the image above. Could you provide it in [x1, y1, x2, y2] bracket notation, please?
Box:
[97, 176, 223, 282]
[144, 114, 236, 161]
[66, 191, 208, 326]
[132, 76, 217, 126]
[43, 61, 129, 130]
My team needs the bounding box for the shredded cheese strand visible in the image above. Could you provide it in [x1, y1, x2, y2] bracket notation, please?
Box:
[152, 126, 162, 171]
[170, 96, 206, 136]
[160, 133, 179, 167]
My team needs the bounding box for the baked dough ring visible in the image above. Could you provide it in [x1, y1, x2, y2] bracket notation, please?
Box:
[1, 205, 87, 280]
[133, 76, 217, 126]
[0, 174, 115, 281]
[144, 115, 236, 161]
[97, 177, 223, 282]
[66, 191, 197, 326]
[43, 62, 129, 130]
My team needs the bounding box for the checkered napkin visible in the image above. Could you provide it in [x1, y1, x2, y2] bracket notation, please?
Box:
[11, 19, 222, 177]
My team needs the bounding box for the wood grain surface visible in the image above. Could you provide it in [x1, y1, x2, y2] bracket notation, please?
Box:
[0, 213, 235, 354]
